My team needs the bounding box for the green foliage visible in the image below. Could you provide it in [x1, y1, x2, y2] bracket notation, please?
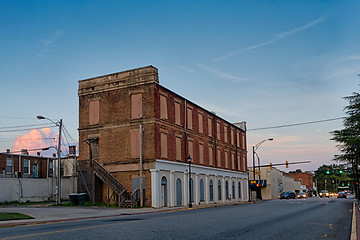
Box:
[314, 164, 351, 193]
[331, 91, 360, 165]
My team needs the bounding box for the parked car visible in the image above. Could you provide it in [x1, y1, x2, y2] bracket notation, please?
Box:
[319, 190, 329, 198]
[297, 192, 307, 199]
[337, 192, 347, 198]
[280, 191, 296, 199]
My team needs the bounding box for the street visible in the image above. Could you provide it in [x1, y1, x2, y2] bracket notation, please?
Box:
[0, 198, 353, 240]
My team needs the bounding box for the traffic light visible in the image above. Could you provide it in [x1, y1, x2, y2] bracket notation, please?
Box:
[270, 163, 272, 170]
[286, 161, 288, 168]
[255, 169, 258, 175]
[257, 170, 260, 176]
[332, 180, 334, 184]
[339, 168, 343, 174]
[326, 168, 330, 174]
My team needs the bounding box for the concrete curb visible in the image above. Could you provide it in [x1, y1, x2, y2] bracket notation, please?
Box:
[351, 201, 357, 240]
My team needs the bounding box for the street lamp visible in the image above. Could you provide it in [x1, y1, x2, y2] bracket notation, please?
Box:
[188, 156, 192, 208]
[252, 138, 273, 200]
[37, 115, 62, 204]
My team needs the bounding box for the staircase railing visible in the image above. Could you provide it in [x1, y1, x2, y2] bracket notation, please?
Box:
[92, 159, 127, 204]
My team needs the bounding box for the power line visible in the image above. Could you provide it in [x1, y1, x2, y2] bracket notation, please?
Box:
[247, 117, 345, 131]
[0, 125, 55, 133]
[0, 123, 55, 129]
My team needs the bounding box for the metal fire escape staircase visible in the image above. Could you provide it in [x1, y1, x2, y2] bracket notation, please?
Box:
[92, 159, 133, 207]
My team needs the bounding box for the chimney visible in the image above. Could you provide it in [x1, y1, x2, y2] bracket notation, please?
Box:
[53, 153, 56, 158]
[21, 149, 28, 155]
[37, 152, 41, 156]
[6, 149, 10, 153]
[69, 146, 76, 156]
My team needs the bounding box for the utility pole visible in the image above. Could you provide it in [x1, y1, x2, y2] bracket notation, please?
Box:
[139, 124, 143, 207]
[56, 119, 62, 204]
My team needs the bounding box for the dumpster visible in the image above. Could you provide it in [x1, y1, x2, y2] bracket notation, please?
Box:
[69, 193, 79, 206]
[77, 193, 89, 205]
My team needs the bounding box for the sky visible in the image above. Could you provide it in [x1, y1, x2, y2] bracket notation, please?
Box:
[0, 0, 359, 172]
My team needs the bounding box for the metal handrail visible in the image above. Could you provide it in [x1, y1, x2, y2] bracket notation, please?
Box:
[92, 159, 127, 204]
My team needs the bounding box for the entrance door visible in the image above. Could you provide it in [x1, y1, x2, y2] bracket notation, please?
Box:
[161, 176, 167, 207]
[32, 164, 38, 178]
[176, 178, 182, 206]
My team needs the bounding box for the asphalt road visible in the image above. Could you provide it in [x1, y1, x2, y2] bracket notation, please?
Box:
[0, 198, 353, 240]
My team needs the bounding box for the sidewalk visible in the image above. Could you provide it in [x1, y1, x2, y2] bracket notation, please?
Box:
[0, 205, 186, 227]
[0, 202, 246, 227]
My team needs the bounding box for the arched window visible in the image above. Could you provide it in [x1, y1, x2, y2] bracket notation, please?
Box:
[238, 181, 242, 199]
[190, 178, 194, 202]
[209, 179, 214, 201]
[225, 181, 229, 199]
[161, 176, 168, 207]
[176, 178, 182, 206]
[218, 180, 222, 200]
[232, 181, 235, 200]
[200, 179, 205, 202]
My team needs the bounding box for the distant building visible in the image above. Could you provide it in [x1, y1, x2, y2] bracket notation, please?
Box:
[285, 172, 314, 194]
[249, 166, 307, 199]
[78, 66, 249, 207]
[0, 149, 54, 178]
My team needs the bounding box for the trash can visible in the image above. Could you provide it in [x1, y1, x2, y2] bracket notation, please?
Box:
[77, 193, 89, 205]
[69, 194, 79, 206]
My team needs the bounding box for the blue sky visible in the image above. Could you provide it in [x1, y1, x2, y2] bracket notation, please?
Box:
[1, 0, 359, 172]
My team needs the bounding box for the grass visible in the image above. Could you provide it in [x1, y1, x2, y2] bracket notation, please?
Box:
[0, 212, 34, 221]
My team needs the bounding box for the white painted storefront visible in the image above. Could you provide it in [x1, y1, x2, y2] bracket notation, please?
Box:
[151, 159, 249, 208]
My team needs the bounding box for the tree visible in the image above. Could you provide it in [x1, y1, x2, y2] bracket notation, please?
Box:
[314, 164, 351, 193]
[331, 88, 360, 198]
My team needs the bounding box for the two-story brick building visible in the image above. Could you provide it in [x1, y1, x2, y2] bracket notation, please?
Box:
[0, 149, 54, 178]
[78, 66, 248, 207]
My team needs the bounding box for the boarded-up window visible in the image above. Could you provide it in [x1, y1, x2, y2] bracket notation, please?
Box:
[241, 134, 246, 149]
[161, 132, 168, 158]
[231, 129, 234, 145]
[131, 94, 142, 119]
[208, 117, 212, 136]
[217, 148, 221, 167]
[236, 132, 240, 147]
[225, 150, 228, 168]
[199, 143, 204, 164]
[209, 146, 213, 165]
[187, 107, 193, 129]
[176, 136, 182, 160]
[198, 113, 203, 133]
[243, 156, 246, 171]
[160, 95, 168, 119]
[224, 125, 228, 143]
[231, 153, 235, 170]
[130, 130, 140, 158]
[188, 140, 193, 159]
[216, 122, 221, 140]
[89, 100, 99, 125]
[175, 101, 181, 125]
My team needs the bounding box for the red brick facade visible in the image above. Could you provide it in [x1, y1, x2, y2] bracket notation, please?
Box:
[0, 152, 54, 178]
[78, 66, 247, 206]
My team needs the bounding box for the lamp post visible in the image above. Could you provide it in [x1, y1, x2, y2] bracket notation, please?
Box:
[37, 115, 62, 204]
[252, 138, 273, 200]
[188, 156, 192, 208]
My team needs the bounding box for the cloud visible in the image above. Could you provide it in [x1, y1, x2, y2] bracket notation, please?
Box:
[174, 64, 195, 73]
[196, 63, 247, 83]
[214, 16, 325, 62]
[41, 30, 64, 47]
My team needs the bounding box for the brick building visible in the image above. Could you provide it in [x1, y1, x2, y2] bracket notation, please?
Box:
[0, 149, 54, 178]
[78, 66, 248, 207]
[285, 172, 314, 194]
